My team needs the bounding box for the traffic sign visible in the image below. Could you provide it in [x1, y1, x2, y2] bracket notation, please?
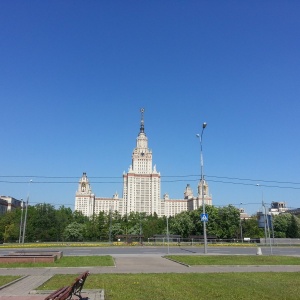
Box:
[200, 213, 208, 222]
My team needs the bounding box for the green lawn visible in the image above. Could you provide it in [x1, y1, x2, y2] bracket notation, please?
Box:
[0, 276, 21, 286]
[0, 255, 114, 268]
[166, 255, 300, 265]
[38, 273, 300, 300]
[2, 255, 297, 268]
[4, 255, 300, 299]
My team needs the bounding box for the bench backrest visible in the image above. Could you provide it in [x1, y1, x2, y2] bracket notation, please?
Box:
[70, 271, 90, 297]
[44, 286, 71, 300]
[44, 271, 89, 300]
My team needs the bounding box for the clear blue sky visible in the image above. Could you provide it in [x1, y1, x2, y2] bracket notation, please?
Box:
[1, 1, 300, 215]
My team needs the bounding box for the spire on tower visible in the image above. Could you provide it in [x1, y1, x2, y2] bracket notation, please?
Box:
[140, 108, 145, 133]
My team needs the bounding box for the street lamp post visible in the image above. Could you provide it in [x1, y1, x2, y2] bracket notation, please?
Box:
[239, 202, 243, 243]
[4, 225, 8, 243]
[166, 215, 170, 254]
[256, 184, 268, 244]
[269, 211, 275, 245]
[139, 214, 143, 245]
[262, 200, 268, 244]
[262, 201, 273, 255]
[257, 184, 273, 255]
[109, 205, 112, 244]
[18, 199, 23, 244]
[197, 122, 208, 254]
[22, 179, 32, 244]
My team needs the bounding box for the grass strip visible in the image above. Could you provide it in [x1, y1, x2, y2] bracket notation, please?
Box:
[38, 272, 300, 300]
[0, 242, 257, 248]
[0, 255, 114, 268]
[165, 255, 300, 265]
[0, 276, 21, 287]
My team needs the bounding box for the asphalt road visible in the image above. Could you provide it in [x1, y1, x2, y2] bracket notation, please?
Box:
[1, 245, 300, 256]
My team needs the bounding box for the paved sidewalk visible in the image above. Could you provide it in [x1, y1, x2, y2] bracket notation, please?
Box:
[1, 255, 300, 299]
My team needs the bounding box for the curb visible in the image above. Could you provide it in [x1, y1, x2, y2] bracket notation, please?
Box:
[162, 256, 191, 267]
[31, 289, 105, 300]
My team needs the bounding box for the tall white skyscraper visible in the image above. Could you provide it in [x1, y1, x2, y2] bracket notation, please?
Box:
[75, 108, 212, 217]
[122, 108, 161, 215]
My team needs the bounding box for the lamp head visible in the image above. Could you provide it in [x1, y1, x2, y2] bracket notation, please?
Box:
[203, 122, 207, 129]
[196, 134, 200, 138]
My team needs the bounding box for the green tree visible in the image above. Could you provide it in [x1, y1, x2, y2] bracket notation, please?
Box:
[188, 206, 224, 238]
[170, 211, 194, 238]
[142, 213, 165, 239]
[287, 215, 300, 238]
[22, 206, 40, 242]
[124, 212, 142, 235]
[0, 208, 22, 242]
[217, 205, 240, 239]
[242, 217, 264, 238]
[96, 211, 109, 241]
[3, 207, 21, 242]
[56, 206, 73, 241]
[63, 222, 86, 241]
[273, 214, 292, 238]
[110, 211, 124, 240]
[84, 216, 97, 241]
[141, 213, 167, 240]
[31, 203, 57, 242]
[73, 211, 89, 224]
[111, 222, 124, 238]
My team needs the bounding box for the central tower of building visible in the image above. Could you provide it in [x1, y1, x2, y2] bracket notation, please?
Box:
[121, 108, 161, 215]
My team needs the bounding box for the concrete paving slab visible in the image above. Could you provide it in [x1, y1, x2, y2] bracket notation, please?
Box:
[0, 276, 52, 296]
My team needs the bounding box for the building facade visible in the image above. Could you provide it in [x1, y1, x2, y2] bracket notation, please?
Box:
[0, 196, 22, 215]
[75, 109, 212, 217]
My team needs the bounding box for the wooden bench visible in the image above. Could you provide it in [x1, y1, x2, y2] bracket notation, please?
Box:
[44, 271, 90, 300]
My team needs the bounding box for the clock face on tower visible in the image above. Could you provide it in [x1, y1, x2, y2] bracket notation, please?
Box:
[141, 152, 144, 156]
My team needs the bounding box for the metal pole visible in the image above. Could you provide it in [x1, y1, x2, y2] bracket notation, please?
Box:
[139, 214, 142, 244]
[22, 197, 28, 244]
[257, 184, 268, 246]
[199, 122, 207, 254]
[109, 206, 112, 243]
[265, 204, 273, 255]
[239, 203, 243, 243]
[270, 213, 275, 245]
[166, 216, 169, 254]
[18, 199, 23, 244]
[262, 198, 268, 245]
[22, 180, 32, 244]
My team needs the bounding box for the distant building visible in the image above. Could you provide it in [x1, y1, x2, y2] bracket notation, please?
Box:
[0, 196, 22, 215]
[256, 201, 289, 228]
[75, 108, 212, 217]
[239, 207, 250, 220]
[269, 201, 288, 215]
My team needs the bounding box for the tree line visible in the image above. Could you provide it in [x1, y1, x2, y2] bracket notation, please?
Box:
[0, 203, 299, 243]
